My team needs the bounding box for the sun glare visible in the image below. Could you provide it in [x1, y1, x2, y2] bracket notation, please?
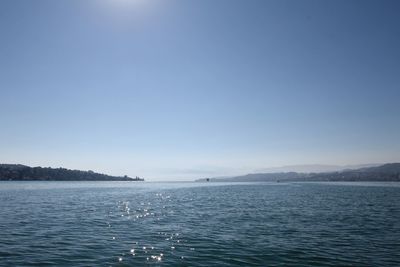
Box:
[93, 0, 160, 25]
[108, 0, 147, 8]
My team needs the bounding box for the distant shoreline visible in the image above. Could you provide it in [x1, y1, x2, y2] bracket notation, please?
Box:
[196, 163, 400, 183]
[0, 164, 144, 182]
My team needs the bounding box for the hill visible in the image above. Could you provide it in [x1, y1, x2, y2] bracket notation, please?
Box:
[196, 163, 400, 182]
[0, 164, 144, 181]
[255, 164, 379, 173]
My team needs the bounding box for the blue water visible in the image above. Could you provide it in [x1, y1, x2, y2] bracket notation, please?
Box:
[0, 182, 399, 266]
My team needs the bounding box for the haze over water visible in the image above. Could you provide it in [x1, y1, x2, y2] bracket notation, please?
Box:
[1, 182, 399, 266]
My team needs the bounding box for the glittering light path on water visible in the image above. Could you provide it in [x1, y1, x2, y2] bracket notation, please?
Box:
[0, 182, 400, 266]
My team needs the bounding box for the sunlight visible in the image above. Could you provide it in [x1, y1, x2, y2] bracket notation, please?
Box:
[102, 0, 150, 10]
[112, 0, 146, 7]
[95, 0, 160, 22]
[88, 0, 163, 29]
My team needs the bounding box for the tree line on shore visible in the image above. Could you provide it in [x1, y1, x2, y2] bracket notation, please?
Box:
[0, 164, 143, 181]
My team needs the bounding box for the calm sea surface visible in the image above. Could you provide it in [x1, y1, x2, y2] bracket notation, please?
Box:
[0, 182, 399, 266]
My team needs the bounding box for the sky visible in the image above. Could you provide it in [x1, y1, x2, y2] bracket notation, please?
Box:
[1, 0, 399, 181]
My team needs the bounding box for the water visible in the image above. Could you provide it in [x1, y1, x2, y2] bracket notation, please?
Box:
[0, 182, 399, 266]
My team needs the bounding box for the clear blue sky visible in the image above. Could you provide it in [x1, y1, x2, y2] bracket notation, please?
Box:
[1, 0, 399, 180]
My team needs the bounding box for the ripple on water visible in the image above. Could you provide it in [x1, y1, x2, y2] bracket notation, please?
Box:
[0, 182, 399, 266]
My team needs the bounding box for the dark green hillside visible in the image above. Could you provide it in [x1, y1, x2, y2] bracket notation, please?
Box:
[0, 164, 143, 181]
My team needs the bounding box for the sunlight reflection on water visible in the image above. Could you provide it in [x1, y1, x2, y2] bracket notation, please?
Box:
[0, 182, 399, 266]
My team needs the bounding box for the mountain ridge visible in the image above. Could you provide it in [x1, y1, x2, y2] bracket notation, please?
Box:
[255, 163, 380, 173]
[196, 163, 400, 182]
